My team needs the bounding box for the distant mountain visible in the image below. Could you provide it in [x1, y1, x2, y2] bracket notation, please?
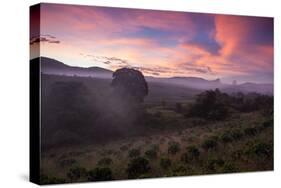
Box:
[34, 57, 113, 78]
[32, 57, 273, 95]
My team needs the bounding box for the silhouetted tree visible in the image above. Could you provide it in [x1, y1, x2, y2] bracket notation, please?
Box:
[189, 89, 229, 120]
[111, 68, 148, 102]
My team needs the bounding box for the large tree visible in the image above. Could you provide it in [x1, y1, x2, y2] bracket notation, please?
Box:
[111, 68, 148, 102]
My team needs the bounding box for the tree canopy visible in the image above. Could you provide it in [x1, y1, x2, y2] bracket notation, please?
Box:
[111, 68, 148, 102]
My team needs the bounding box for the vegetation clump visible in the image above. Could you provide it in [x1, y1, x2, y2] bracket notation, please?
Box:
[188, 89, 229, 120]
[244, 127, 258, 137]
[87, 167, 113, 181]
[67, 167, 87, 182]
[40, 175, 66, 184]
[145, 149, 158, 160]
[127, 157, 151, 179]
[246, 141, 273, 159]
[128, 148, 141, 158]
[160, 157, 172, 169]
[97, 157, 113, 166]
[168, 141, 181, 154]
[201, 138, 217, 150]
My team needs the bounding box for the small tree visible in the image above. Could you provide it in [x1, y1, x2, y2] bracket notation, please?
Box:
[189, 89, 229, 120]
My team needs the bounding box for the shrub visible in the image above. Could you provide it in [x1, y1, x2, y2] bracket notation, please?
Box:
[230, 129, 243, 140]
[201, 138, 217, 150]
[127, 157, 151, 179]
[97, 157, 113, 166]
[181, 152, 191, 163]
[263, 119, 273, 128]
[128, 148, 141, 158]
[244, 127, 258, 137]
[67, 167, 87, 182]
[168, 141, 180, 155]
[231, 150, 243, 160]
[88, 167, 113, 181]
[145, 149, 158, 160]
[187, 145, 200, 159]
[40, 175, 66, 184]
[188, 89, 229, 120]
[222, 163, 237, 173]
[160, 158, 172, 169]
[171, 165, 190, 176]
[246, 142, 273, 159]
[204, 158, 224, 173]
[181, 146, 200, 163]
[220, 131, 233, 143]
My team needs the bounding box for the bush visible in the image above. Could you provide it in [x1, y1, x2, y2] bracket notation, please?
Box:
[97, 157, 113, 166]
[201, 138, 217, 150]
[87, 167, 113, 181]
[145, 149, 158, 160]
[67, 167, 87, 182]
[128, 148, 141, 158]
[160, 158, 172, 169]
[204, 158, 224, 173]
[263, 119, 273, 128]
[231, 150, 243, 160]
[168, 141, 180, 155]
[181, 152, 191, 163]
[40, 175, 66, 184]
[220, 131, 233, 143]
[187, 145, 200, 157]
[171, 165, 190, 176]
[246, 142, 273, 159]
[230, 129, 243, 140]
[244, 127, 258, 137]
[127, 157, 151, 179]
[181, 146, 200, 163]
[188, 89, 229, 120]
[222, 163, 237, 173]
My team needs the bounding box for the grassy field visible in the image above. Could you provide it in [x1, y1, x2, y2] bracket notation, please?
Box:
[40, 74, 273, 184]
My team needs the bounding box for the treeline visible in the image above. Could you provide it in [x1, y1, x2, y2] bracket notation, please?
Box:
[186, 89, 273, 120]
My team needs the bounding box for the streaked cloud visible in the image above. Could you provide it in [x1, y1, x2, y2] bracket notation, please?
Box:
[30, 34, 60, 45]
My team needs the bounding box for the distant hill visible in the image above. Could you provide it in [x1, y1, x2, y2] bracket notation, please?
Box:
[33, 57, 113, 78]
[31, 56, 273, 95]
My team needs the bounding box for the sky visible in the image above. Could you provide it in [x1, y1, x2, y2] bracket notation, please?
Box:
[30, 3, 273, 84]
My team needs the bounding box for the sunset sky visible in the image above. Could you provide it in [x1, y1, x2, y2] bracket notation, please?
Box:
[30, 3, 273, 84]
